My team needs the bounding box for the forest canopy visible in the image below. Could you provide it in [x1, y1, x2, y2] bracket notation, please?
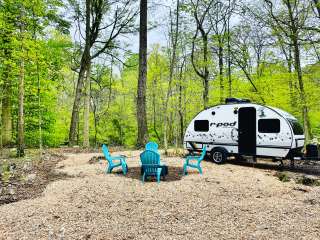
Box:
[0, 0, 320, 154]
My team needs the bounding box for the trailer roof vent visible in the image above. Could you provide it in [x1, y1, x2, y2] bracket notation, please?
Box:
[225, 98, 251, 104]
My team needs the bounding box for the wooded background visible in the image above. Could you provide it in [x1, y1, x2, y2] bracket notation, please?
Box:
[1, 0, 320, 155]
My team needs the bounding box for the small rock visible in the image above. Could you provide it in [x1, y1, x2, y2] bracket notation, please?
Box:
[9, 163, 16, 172]
[27, 212, 34, 217]
[57, 164, 65, 169]
[26, 173, 37, 182]
[23, 162, 32, 171]
[8, 185, 16, 195]
[304, 199, 317, 205]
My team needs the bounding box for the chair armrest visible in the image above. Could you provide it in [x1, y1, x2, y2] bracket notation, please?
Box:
[186, 155, 200, 160]
[184, 153, 200, 157]
[110, 157, 126, 165]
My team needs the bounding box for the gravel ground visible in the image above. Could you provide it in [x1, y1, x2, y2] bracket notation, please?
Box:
[0, 151, 320, 240]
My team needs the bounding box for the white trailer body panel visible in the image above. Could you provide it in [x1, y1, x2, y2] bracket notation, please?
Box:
[184, 102, 305, 159]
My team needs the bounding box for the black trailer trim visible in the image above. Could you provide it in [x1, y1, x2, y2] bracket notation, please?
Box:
[211, 143, 238, 147]
[258, 145, 291, 149]
[294, 138, 305, 148]
[186, 141, 291, 150]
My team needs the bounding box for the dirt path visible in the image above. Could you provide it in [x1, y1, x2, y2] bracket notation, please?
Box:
[0, 151, 320, 240]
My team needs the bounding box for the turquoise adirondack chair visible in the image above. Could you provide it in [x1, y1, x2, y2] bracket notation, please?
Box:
[140, 150, 164, 183]
[183, 146, 207, 175]
[102, 144, 128, 174]
[145, 141, 159, 152]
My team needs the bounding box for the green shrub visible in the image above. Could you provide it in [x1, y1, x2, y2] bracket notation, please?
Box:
[276, 172, 290, 182]
[297, 176, 320, 186]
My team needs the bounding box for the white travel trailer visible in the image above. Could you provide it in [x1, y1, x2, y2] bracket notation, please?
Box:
[184, 98, 305, 163]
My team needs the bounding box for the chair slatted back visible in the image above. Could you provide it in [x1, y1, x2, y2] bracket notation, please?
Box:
[102, 144, 112, 164]
[145, 141, 159, 152]
[140, 150, 160, 175]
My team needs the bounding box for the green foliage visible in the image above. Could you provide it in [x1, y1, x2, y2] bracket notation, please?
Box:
[1, 0, 320, 150]
[276, 172, 290, 182]
[296, 176, 320, 186]
[0, 0, 72, 148]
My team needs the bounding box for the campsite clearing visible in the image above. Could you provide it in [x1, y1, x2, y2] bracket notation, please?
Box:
[0, 150, 320, 239]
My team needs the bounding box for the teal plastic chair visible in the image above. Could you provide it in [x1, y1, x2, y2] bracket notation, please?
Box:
[145, 141, 159, 152]
[183, 146, 207, 175]
[102, 144, 128, 175]
[140, 150, 164, 183]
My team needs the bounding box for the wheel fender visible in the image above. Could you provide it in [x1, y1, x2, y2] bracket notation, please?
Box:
[211, 147, 228, 155]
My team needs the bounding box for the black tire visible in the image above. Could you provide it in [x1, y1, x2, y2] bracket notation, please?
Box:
[211, 148, 228, 164]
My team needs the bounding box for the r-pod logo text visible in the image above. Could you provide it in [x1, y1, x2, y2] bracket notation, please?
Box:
[211, 121, 236, 127]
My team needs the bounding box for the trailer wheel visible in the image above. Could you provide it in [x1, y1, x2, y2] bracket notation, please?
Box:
[211, 148, 228, 164]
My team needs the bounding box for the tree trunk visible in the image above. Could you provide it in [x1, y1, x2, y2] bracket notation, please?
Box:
[218, 43, 224, 103]
[227, 0, 232, 97]
[17, 10, 25, 157]
[69, 54, 89, 145]
[92, 102, 97, 148]
[17, 41, 25, 157]
[69, 0, 91, 146]
[278, 39, 296, 109]
[203, 34, 209, 108]
[1, 63, 12, 147]
[152, 53, 161, 142]
[287, 46, 297, 110]
[164, 0, 180, 151]
[1, 14, 13, 148]
[256, 52, 261, 77]
[83, 62, 91, 148]
[285, 0, 312, 140]
[178, 57, 185, 146]
[191, 31, 209, 108]
[136, 0, 148, 147]
[292, 37, 312, 140]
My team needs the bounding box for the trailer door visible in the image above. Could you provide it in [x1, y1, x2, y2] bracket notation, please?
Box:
[238, 107, 256, 155]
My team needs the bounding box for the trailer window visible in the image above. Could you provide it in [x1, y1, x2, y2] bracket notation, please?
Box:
[258, 119, 280, 133]
[287, 119, 304, 135]
[194, 120, 209, 132]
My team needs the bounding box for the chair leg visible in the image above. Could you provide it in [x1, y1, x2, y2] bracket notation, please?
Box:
[106, 166, 112, 174]
[142, 173, 146, 183]
[157, 172, 161, 183]
[122, 163, 128, 175]
[183, 164, 188, 175]
[198, 164, 203, 175]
